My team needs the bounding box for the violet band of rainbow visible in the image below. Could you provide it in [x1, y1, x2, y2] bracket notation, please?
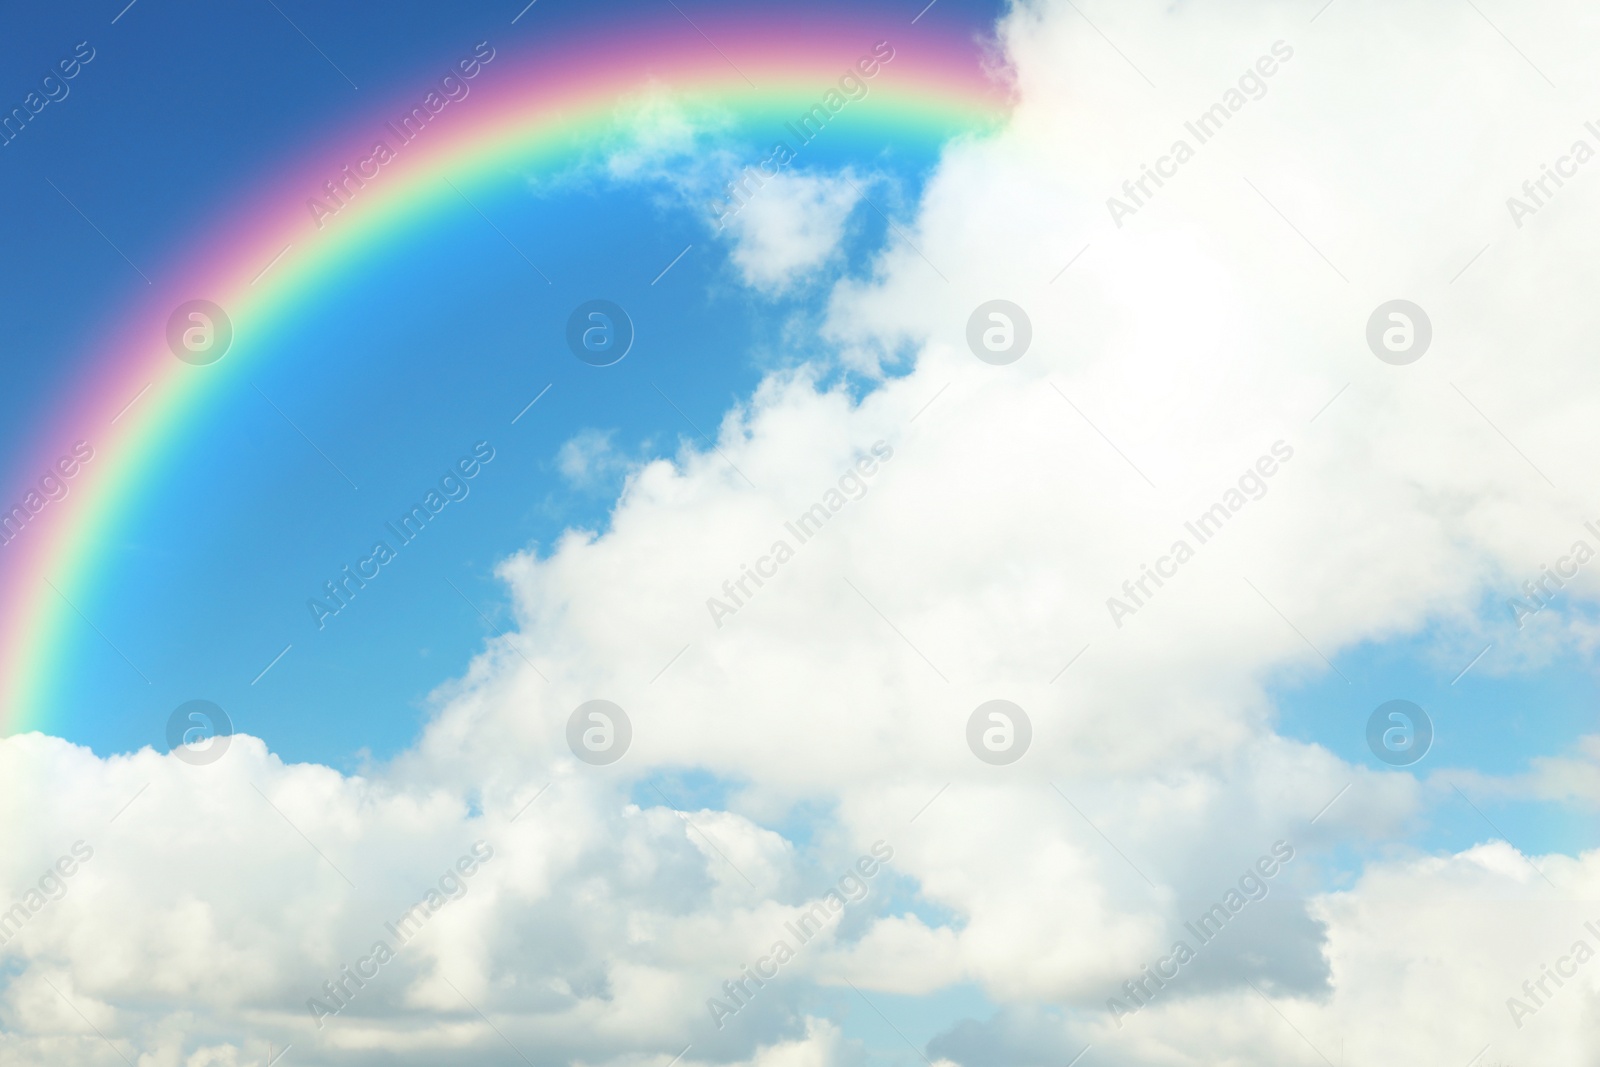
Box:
[0, 16, 1008, 729]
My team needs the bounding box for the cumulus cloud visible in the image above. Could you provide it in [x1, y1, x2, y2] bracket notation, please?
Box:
[8, 0, 1600, 1064]
[723, 172, 863, 292]
[592, 89, 871, 293]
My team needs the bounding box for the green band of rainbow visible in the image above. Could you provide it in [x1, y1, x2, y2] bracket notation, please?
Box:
[0, 17, 1006, 730]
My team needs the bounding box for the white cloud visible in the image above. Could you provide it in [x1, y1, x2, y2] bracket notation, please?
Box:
[723, 172, 863, 293]
[592, 90, 870, 294]
[11, 0, 1600, 1063]
[728, 1018, 846, 1067]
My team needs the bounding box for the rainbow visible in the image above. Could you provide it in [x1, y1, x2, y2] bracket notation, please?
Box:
[0, 12, 1007, 731]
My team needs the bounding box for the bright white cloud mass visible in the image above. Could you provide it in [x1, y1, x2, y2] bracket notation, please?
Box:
[7, 0, 1600, 1063]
